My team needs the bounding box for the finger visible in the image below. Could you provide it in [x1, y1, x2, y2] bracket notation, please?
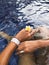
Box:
[16, 50, 25, 55]
[30, 28, 39, 36]
[21, 29, 28, 32]
[16, 42, 25, 51]
[17, 48, 30, 55]
[16, 49, 28, 55]
[16, 49, 32, 55]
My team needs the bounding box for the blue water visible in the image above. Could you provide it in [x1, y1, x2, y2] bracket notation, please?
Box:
[0, 0, 49, 65]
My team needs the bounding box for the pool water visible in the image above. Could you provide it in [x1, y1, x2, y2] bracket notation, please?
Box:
[0, 0, 49, 65]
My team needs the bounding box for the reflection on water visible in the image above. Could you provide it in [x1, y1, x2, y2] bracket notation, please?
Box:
[18, 0, 49, 27]
[0, 0, 49, 34]
[0, 0, 49, 65]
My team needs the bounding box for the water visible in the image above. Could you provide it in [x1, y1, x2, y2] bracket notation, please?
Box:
[0, 0, 49, 65]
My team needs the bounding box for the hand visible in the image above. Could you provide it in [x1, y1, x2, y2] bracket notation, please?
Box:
[16, 41, 40, 54]
[15, 28, 38, 42]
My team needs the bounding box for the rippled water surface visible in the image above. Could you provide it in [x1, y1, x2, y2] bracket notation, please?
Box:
[0, 0, 49, 65]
